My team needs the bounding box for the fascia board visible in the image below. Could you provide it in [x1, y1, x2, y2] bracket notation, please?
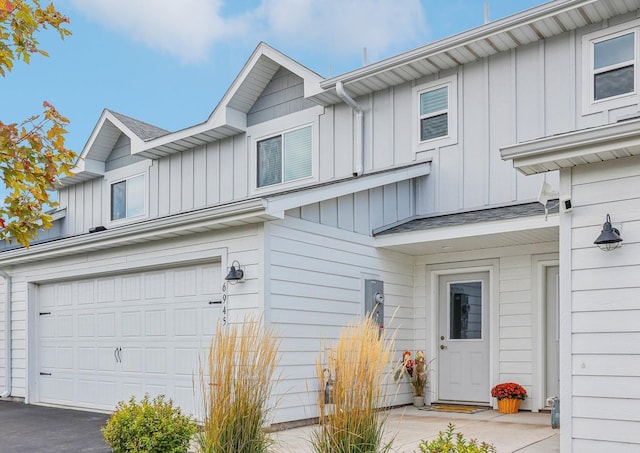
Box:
[0, 198, 270, 266]
[264, 162, 431, 215]
[321, 0, 592, 90]
[501, 118, 640, 172]
[374, 212, 559, 248]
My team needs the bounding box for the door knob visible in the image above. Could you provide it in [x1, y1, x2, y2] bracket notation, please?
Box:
[440, 345, 447, 350]
[440, 336, 445, 340]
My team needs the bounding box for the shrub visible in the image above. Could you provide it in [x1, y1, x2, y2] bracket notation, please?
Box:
[418, 423, 496, 453]
[101, 394, 196, 453]
[195, 315, 280, 453]
[311, 315, 397, 453]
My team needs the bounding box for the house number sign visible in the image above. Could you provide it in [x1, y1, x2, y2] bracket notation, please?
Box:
[221, 281, 228, 326]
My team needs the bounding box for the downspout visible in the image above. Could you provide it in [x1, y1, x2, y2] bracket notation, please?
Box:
[0, 269, 10, 398]
[336, 81, 365, 177]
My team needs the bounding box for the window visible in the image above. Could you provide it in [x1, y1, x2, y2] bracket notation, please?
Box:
[419, 86, 449, 141]
[583, 23, 640, 113]
[414, 75, 457, 151]
[257, 125, 312, 187]
[593, 32, 635, 101]
[111, 174, 144, 220]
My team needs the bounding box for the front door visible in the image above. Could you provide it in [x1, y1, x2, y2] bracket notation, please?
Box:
[438, 272, 490, 403]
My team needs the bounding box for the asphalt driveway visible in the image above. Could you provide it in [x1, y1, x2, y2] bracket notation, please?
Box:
[0, 400, 109, 452]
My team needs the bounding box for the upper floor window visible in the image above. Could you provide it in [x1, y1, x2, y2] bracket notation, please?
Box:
[414, 75, 457, 151]
[593, 32, 635, 101]
[257, 125, 312, 188]
[583, 23, 640, 114]
[111, 174, 144, 220]
[420, 86, 449, 140]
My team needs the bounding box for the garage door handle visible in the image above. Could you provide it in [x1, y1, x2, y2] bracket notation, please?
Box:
[114, 347, 122, 363]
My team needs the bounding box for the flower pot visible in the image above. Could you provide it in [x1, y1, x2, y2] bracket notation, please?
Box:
[413, 395, 425, 407]
[497, 398, 520, 414]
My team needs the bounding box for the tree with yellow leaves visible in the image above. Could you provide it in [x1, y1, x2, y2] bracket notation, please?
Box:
[0, 0, 75, 246]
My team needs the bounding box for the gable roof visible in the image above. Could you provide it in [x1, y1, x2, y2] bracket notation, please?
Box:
[130, 42, 324, 159]
[311, 0, 640, 105]
[57, 109, 170, 186]
[109, 111, 169, 141]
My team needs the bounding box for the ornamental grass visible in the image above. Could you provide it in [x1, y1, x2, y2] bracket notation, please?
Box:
[195, 315, 280, 453]
[311, 315, 397, 453]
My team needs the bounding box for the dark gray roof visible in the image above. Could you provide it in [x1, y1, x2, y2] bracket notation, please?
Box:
[109, 110, 170, 141]
[375, 200, 559, 236]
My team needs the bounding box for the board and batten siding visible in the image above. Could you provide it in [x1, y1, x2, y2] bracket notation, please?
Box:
[287, 179, 417, 235]
[0, 224, 263, 402]
[566, 155, 640, 449]
[415, 242, 558, 410]
[265, 216, 415, 423]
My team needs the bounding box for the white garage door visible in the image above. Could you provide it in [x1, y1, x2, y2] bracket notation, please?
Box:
[38, 262, 222, 415]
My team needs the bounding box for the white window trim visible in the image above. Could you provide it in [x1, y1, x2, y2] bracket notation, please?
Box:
[103, 159, 152, 227]
[248, 107, 321, 196]
[582, 20, 640, 115]
[413, 74, 458, 152]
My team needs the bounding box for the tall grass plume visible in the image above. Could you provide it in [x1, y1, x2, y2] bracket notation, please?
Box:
[311, 315, 397, 452]
[195, 315, 280, 453]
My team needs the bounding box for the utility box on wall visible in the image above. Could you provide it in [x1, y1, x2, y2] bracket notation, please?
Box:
[364, 279, 384, 331]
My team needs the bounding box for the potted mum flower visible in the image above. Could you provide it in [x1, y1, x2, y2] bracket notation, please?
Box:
[403, 350, 427, 407]
[491, 382, 527, 414]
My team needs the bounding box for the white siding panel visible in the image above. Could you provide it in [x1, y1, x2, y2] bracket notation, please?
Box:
[333, 104, 353, 179]
[462, 60, 487, 209]
[219, 138, 234, 203]
[193, 145, 207, 208]
[488, 51, 516, 205]
[157, 158, 170, 217]
[394, 83, 413, 165]
[267, 216, 414, 423]
[233, 134, 248, 199]
[181, 149, 194, 211]
[372, 88, 394, 169]
[544, 33, 574, 135]
[205, 141, 220, 205]
[169, 153, 182, 214]
[319, 106, 335, 181]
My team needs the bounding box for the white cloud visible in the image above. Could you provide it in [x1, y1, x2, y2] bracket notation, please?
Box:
[68, 0, 427, 65]
[68, 0, 248, 63]
[255, 0, 427, 61]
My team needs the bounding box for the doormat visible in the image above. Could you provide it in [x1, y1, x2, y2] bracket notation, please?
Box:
[419, 404, 489, 414]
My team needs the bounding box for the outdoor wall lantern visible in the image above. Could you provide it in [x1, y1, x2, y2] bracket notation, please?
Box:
[594, 214, 623, 251]
[224, 260, 244, 282]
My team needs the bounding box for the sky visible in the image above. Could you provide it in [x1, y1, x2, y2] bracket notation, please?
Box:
[2, 0, 547, 155]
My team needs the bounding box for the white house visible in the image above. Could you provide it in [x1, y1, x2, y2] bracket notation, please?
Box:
[1, 0, 639, 449]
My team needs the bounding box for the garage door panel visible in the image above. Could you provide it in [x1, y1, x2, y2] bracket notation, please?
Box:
[97, 278, 116, 303]
[122, 311, 142, 336]
[78, 281, 94, 305]
[97, 313, 116, 337]
[38, 262, 222, 413]
[145, 310, 166, 336]
[78, 347, 95, 370]
[121, 348, 141, 372]
[78, 314, 95, 337]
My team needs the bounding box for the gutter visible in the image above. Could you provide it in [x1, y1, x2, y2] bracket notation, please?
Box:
[0, 269, 11, 398]
[336, 81, 365, 177]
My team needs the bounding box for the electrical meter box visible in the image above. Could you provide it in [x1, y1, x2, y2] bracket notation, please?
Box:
[364, 279, 384, 330]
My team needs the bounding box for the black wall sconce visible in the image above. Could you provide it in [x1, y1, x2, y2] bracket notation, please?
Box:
[594, 214, 623, 251]
[225, 260, 244, 282]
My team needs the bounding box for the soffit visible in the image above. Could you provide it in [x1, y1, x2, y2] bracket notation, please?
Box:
[501, 117, 640, 174]
[311, 0, 640, 105]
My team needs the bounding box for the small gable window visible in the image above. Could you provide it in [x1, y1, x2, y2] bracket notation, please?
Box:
[111, 174, 144, 221]
[257, 125, 312, 188]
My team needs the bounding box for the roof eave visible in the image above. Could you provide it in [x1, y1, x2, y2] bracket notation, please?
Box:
[501, 117, 640, 175]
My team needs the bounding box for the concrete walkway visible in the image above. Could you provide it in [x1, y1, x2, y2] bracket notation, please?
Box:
[272, 407, 559, 453]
